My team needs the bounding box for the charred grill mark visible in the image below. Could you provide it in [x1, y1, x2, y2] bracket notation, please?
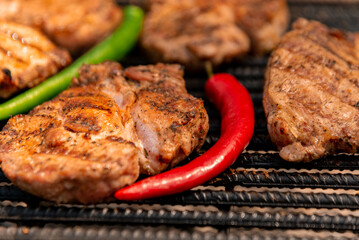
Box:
[106, 136, 136, 147]
[0, 31, 58, 68]
[274, 49, 347, 86]
[0, 45, 28, 65]
[278, 79, 352, 137]
[145, 85, 172, 95]
[83, 75, 99, 84]
[147, 98, 198, 123]
[64, 115, 101, 134]
[61, 91, 103, 99]
[0, 28, 45, 53]
[32, 113, 56, 119]
[278, 39, 349, 79]
[274, 39, 359, 109]
[169, 122, 181, 132]
[63, 99, 113, 114]
[303, 33, 359, 70]
[271, 66, 355, 136]
[0, 23, 71, 99]
[0, 61, 207, 202]
[148, 99, 177, 112]
[106, 136, 126, 143]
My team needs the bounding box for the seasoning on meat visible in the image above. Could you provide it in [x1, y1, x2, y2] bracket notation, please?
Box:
[141, 0, 289, 69]
[115, 72, 255, 201]
[0, 5, 144, 120]
[0, 0, 122, 56]
[0, 21, 72, 98]
[125, 64, 209, 175]
[263, 18, 359, 162]
[0, 62, 209, 203]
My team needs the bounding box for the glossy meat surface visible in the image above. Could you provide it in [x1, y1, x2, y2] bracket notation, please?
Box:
[0, 62, 139, 203]
[0, 21, 71, 98]
[0, 0, 122, 56]
[141, 0, 289, 69]
[263, 18, 359, 162]
[125, 64, 209, 175]
[0, 62, 209, 203]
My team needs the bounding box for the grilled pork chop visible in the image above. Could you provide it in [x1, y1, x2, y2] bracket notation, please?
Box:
[0, 21, 72, 98]
[0, 62, 209, 203]
[125, 64, 209, 175]
[141, 0, 289, 69]
[263, 18, 359, 162]
[0, 0, 122, 56]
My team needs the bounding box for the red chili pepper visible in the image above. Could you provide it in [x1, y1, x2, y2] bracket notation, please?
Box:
[114, 73, 255, 201]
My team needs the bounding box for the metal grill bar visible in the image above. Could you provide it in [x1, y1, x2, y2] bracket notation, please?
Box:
[214, 169, 359, 189]
[2, 204, 359, 231]
[139, 189, 359, 210]
[1, 1, 359, 239]
[1, 223, 357, 240]
[234, 152, 359, 170]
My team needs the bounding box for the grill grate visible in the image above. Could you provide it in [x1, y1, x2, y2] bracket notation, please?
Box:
[1, 1, 359, 239]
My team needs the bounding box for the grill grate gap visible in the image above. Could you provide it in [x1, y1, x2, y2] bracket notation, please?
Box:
[1, 1, 359, 238]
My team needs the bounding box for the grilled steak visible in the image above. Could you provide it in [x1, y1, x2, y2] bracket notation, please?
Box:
[0, 0, 122, 56]
[0, 21, 71, 98]
[0, 62, 209, 203]
[141, 0, 289, 69]
[263, 18, 359, 162]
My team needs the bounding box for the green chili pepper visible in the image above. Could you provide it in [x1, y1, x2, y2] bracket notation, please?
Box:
[0, 5, 144, 120]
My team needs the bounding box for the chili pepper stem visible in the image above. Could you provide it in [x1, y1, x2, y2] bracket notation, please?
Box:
[204, 61, 214, 78]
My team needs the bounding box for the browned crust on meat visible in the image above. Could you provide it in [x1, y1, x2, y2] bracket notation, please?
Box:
[124, 63, 209, 175]
[141, 0, 251, 70]
[0, 21, 72, 98]
[231, 0, 290, 54]
[0, 0, 122, 56]
[263, 18, 359, 162]
[0, 62, 140, 203]
[0, 61, 209, 203]
[141, 0, 289, 69]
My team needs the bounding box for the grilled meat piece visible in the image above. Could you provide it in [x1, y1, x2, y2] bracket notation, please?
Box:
[228, 0, 289, 55]
[263, 18, 359, 162]
[141, 0, 250, 70]
[0, 21, 72, 98]
[0, 62, 209, 203]
[0, 0, 122, 56]
[125, 64, 209, 175]
[0, 62, 140, 203]
[141, 0, 289, 69]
